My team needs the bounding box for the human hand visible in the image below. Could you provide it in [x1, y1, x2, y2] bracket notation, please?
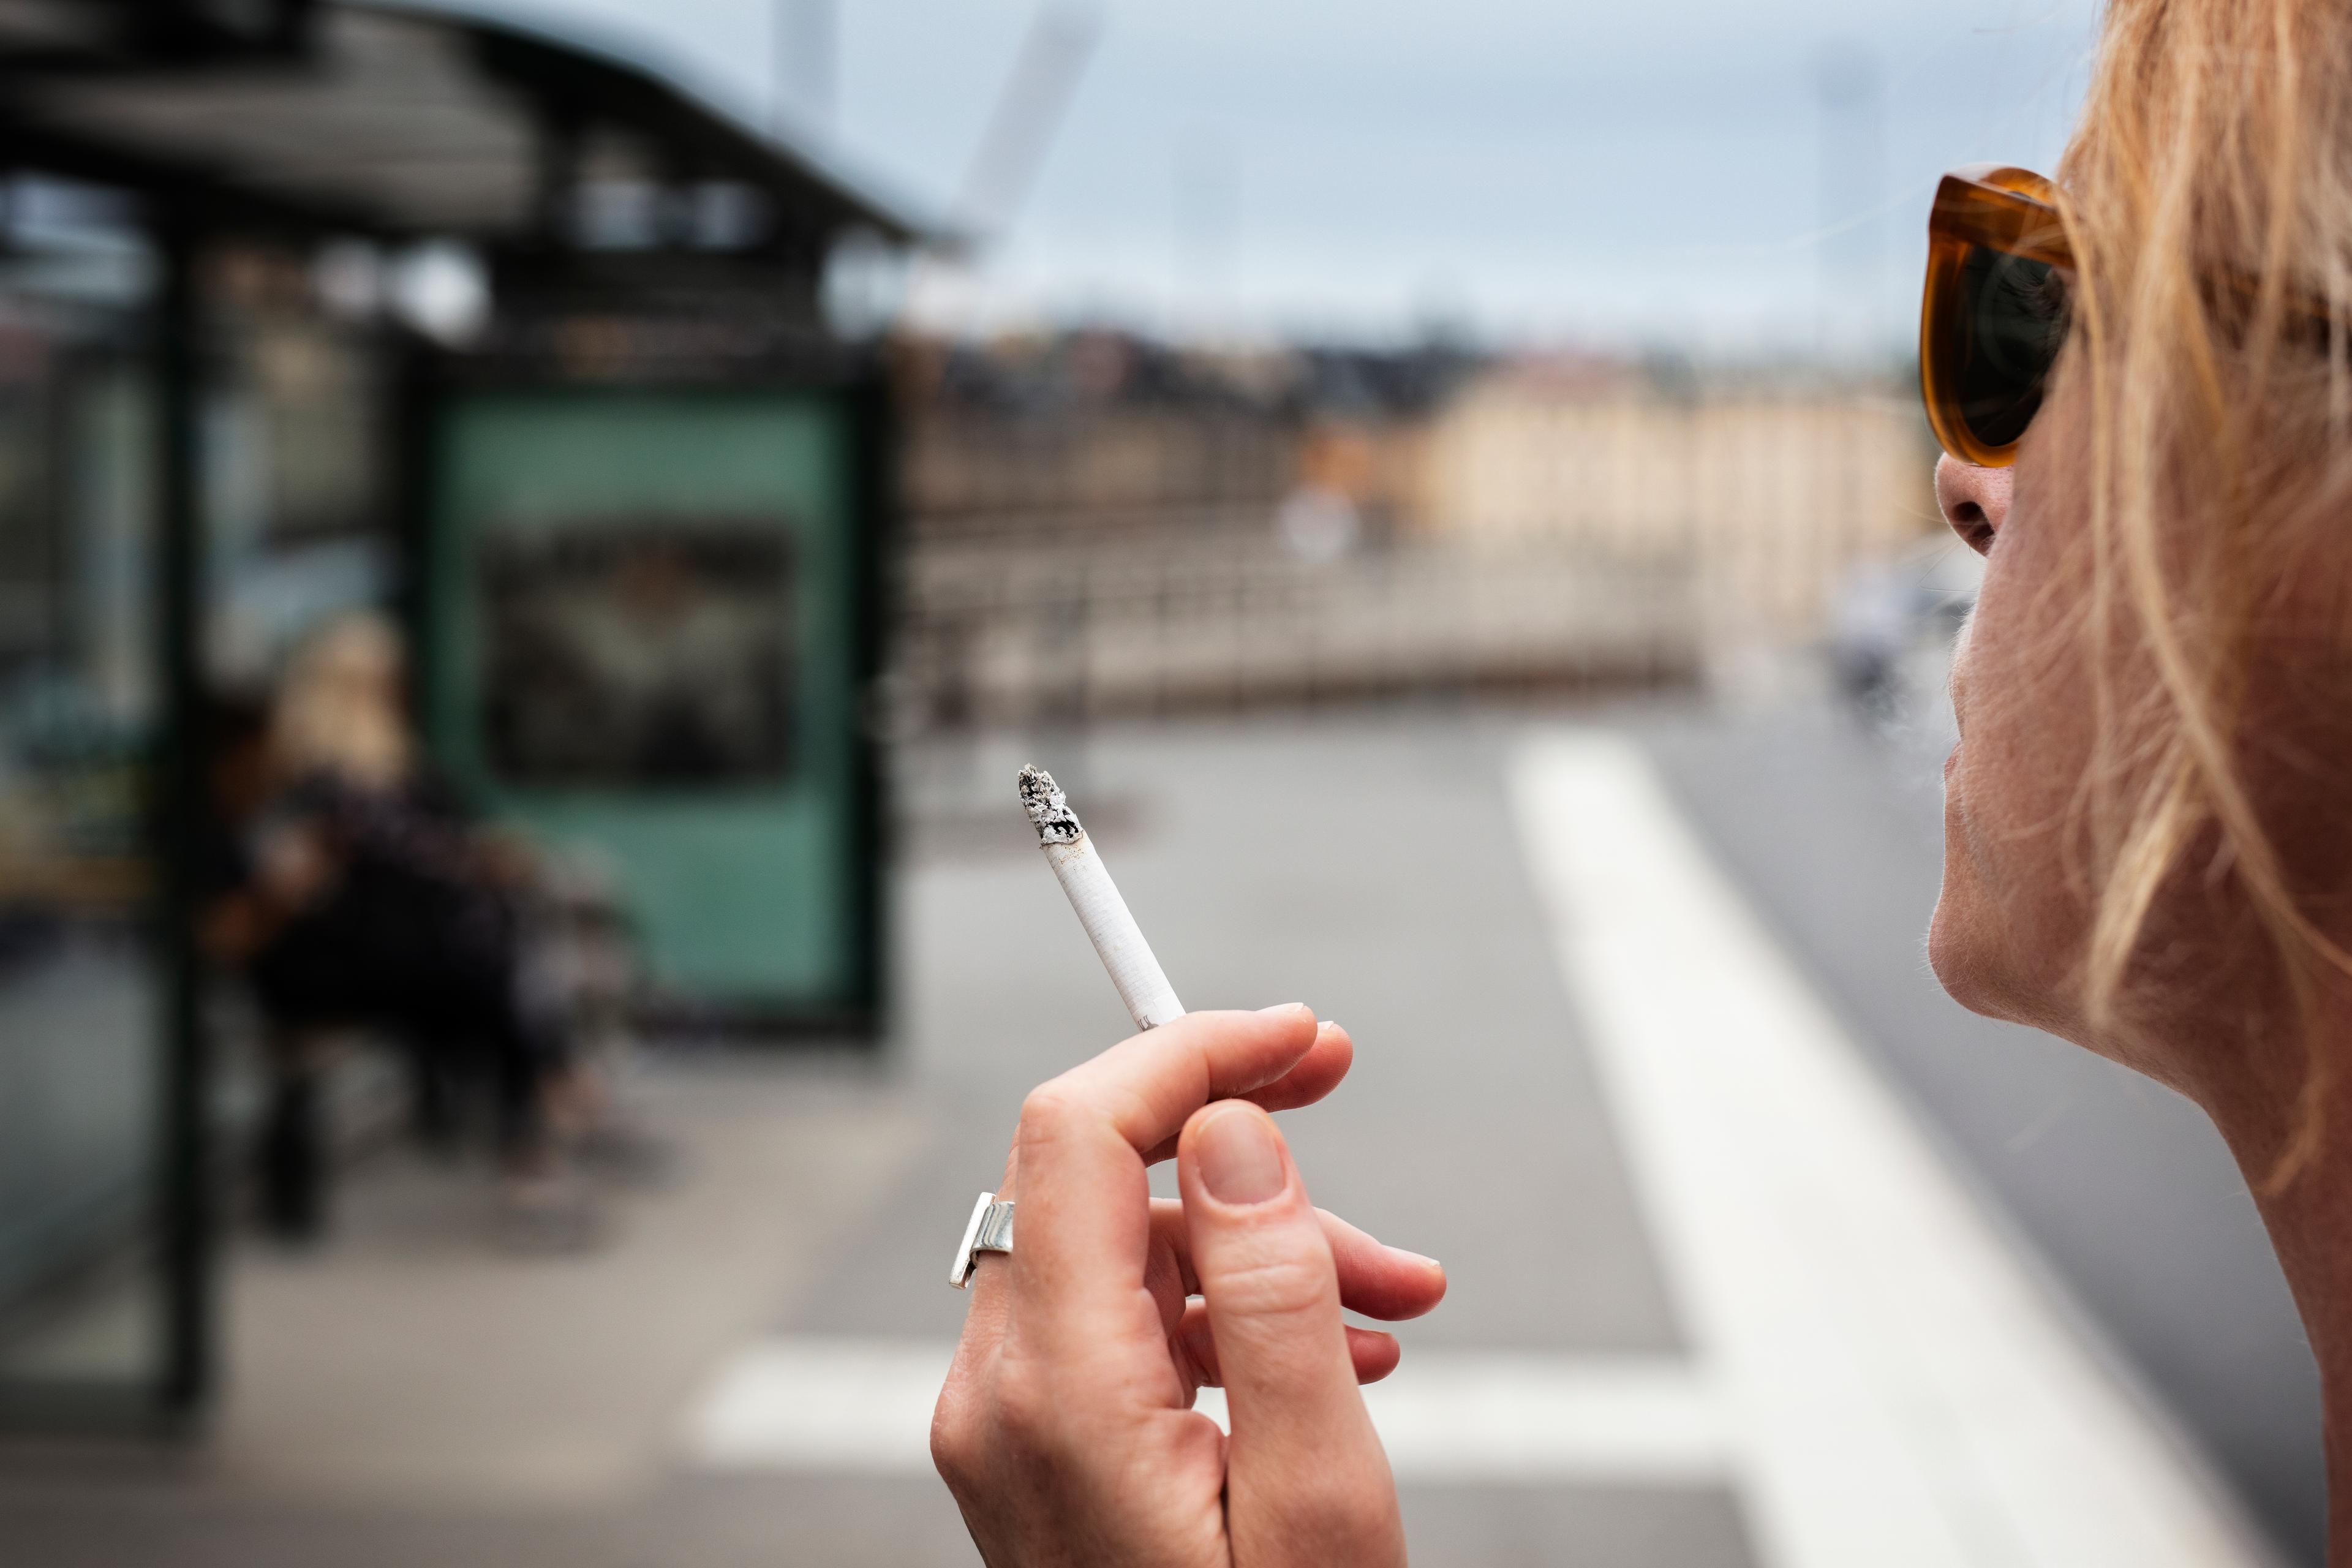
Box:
[932, 1005, 1445, 1567]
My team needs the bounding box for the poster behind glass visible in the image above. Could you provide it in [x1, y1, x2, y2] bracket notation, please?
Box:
[480, 521, 796, 790]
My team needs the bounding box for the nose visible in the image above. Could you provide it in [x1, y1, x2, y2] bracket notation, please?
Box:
[1936, 457, 2012, 556]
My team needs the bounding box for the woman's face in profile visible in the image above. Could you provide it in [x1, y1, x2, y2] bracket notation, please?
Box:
[1929, 361, 2352, 1101]
[1929, 368, 2115, 1050]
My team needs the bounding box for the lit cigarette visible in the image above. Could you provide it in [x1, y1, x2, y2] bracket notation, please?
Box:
[1019, 765, 1185, 1030]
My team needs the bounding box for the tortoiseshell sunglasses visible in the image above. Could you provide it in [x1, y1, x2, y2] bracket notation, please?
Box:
[1919, 164, 2074, 469]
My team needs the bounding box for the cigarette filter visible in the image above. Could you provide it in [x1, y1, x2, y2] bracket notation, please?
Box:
[1018, 766, 1185, 1030]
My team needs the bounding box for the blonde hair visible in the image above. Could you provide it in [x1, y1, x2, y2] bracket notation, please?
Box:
[2060, 0, 2352, 1183]
[270, 611, 415, 794]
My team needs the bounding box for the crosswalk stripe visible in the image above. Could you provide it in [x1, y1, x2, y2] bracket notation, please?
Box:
[684, 1339, 1732, 1484]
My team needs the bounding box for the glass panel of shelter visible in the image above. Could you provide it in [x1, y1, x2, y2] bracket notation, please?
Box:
[0, 284, 172, 1406]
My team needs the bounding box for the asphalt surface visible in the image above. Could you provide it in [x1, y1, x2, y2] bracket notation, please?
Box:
[1, 699, 2322, 1566]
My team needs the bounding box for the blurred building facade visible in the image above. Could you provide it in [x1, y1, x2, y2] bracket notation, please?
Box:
[892, 331, 1937, 726]
[1417, 356, 1936, 641]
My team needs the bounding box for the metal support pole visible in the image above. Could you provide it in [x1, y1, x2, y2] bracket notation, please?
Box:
[153, 214, 213, 1424]
[846, 365, 894, 1032]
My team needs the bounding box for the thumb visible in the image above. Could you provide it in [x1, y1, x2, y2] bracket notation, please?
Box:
[1178, 1101, 1402, 1564]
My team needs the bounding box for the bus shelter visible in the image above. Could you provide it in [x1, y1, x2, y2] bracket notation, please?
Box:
[0, 0, 916, 1432]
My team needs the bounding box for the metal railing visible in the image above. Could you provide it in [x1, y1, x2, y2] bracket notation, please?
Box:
[894, 517, 1701, 726]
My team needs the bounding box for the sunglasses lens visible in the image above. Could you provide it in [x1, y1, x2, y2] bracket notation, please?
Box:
[1952, 245, 2070, 451]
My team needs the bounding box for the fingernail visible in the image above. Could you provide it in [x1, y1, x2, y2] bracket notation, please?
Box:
[1396, 1250, 1441, 1270]
[1196, 1106, 1286, 1205]
[1257, 1002, 1308, 1017]
[1319, 1020, 1346, 1036]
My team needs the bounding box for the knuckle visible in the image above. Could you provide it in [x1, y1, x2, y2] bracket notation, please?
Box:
[1279, 1474, 1398, 1552]
[933, 1362, 1063, 1488]
[1208, 1244, 1334, 1322]
[1102, 1079, 1161, 1143]
[929, 1390, 980, 1487]
[990, 1362, 1060, 1444]
[1016, 1082, 1077, 1141]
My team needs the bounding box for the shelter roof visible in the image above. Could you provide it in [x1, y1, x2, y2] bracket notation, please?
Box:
[0, 1, 925, 247]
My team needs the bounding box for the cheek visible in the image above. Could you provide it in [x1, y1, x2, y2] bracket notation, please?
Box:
[1928, 638, 2018, 1017]
[1928, 554, 2094, 1031]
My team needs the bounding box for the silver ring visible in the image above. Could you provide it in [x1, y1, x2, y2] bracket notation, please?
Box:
[949, 1191, 1016, 1289]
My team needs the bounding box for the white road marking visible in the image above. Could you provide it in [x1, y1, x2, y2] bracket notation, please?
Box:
[1278, 1351, 1729, 1483]
[1507, 731, 2272, 1568]
[687, 1338, 951, 1474]
[685, 1340, 1731, 1483]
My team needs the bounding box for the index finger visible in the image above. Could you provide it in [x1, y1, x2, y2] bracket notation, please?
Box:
[1007, 1005, 1324, 1348]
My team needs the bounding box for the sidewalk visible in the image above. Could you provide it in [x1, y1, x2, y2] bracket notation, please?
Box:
[0, 710, 2278, 1567]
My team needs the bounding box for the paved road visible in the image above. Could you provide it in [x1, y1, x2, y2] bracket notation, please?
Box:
[2, 700, 2318, 1567]
[734, 703, 2310, 1563]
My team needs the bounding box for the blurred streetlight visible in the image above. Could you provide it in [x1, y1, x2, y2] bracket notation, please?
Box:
[773, 0, 836, 135]
[1811, 40, 1887, 366]
[948, 1, 1104, 243]
[900, 0, 1104, 333]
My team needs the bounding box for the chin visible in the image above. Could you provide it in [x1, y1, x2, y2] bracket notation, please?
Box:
[1929, 856, 2089, 1041]
[1926, 884, 2005, 1020]
[1927, 850, 2039, 1028]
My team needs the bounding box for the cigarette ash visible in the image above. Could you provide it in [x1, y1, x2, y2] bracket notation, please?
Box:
[1017, 765, 1084, 845]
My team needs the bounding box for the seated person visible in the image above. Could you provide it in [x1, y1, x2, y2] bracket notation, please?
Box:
[200, 613, 603, 1246]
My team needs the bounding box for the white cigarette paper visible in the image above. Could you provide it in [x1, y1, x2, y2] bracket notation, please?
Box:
[1018, 766, 1185, 1030]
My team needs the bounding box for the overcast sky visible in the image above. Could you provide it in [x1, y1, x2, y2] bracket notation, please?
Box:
[441, 0, 2101, 351]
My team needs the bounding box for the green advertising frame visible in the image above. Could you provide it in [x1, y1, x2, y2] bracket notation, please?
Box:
[419, 375, 889, 1034]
